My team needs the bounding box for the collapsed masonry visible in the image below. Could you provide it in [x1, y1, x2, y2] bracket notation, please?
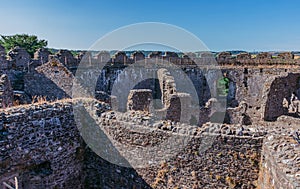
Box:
[0, 46, 297, 125]
[0, 98, 298, 189]
[0, 45, 299, 188]
[127, 68, 192, 123]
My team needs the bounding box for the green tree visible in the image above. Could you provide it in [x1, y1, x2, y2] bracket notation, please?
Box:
[0, 34, 47, 57]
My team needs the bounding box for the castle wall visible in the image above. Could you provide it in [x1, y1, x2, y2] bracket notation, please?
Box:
[225, 68, 300, 123]
[98, 111, 265, 188]
[140, 135, 262, 188]
[0, 74, 13, 108]
[0, 99, 153, 189]
[0, 99, 261, 189]
[0, 101, 83, 189]
[127, 89, 153, 112]
[261, 73, 300, 121]
[13, 58, 299, 126]
[25, 64, 298, 125]
[97, 66, 159, 112]
[258, 135, 300, 189]
[24, 59, 73, 101]
[0, 98, 299, 188]
[1, 48, 300, 125]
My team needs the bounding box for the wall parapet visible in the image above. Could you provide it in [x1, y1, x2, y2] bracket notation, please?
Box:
[258, 134, 300, 189]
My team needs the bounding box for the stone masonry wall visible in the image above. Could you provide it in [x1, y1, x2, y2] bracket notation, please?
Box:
[2, 47, 296, 125]
[0, 74, 13, 108]
[157, 68, 193, 123]
[0, 100, 84, 189]
[261, 73, 300, 121]
[24, 58, 73, 101]
[8, 47, 31, 70]
[258, 131, 300, 189]
[0, 45, 9, 70]
[0, 98, 154, 189]
[98, 111, 265, 188]
[224, 67, 300, 123]
[127, 89, 153, 112]
[0, 97, 299, 188]
[0, 98, 268, 189]
[92, 66, 300, 125]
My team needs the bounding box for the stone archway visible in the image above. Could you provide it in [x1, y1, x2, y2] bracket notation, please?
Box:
[262, 73, 300, 121]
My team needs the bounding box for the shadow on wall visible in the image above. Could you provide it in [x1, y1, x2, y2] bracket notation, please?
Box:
[95, 66, 126, 94]
[84, 147, 152, 189]
[264, 73, 300, 121]
[24, 70, 71, 101]
[133, 78, 163, 109]
[74, 105, 152, 189]
[16, 104, 152, 189]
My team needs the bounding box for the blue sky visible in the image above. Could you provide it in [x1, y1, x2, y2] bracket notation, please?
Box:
[0, 0, 299, 51]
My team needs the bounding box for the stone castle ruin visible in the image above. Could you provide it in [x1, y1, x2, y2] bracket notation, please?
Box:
[0, 45, 299, 188]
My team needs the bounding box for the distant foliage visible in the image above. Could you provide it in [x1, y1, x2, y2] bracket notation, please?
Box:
[70, 50, 80, 56]
[0, 34, 47, 57]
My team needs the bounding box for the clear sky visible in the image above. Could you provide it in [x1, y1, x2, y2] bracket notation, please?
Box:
[0, 0, 299, 51]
